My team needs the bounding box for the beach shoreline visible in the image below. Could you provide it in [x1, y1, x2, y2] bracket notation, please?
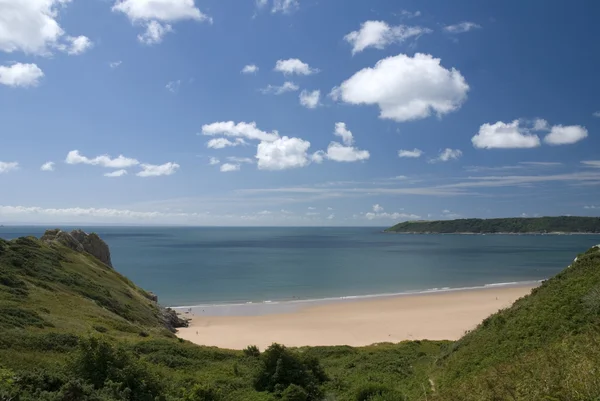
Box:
[175, 284, 536, 350]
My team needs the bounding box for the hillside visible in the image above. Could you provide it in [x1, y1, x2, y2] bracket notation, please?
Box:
[1, 230, 599, 400]
[385, 216, 600, 234]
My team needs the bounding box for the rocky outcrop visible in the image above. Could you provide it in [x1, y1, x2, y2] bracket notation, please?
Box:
[41, 229, 113, 268]
[161, 307, 189, 332]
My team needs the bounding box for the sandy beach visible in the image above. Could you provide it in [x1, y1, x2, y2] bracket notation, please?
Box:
[176, 285, 535, 349]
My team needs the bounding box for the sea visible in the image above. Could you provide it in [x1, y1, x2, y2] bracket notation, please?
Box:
[2, 226, 599, 310]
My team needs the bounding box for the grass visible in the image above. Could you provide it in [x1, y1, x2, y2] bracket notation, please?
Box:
[1, 234, 600, 400]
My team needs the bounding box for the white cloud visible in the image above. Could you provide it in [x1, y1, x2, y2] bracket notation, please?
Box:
[256, 0, 269, 8]
[220, 163, 240, 172]
[299, 90, 320, 109]
[399, 10, 421, 18]
[40, 161, 55, 172]
[593, 111, 600, 118]
[64, 35, 93, 55]
[256, 136, 311, 170]
[137, 162, 180, 177]
[331, 53, 468, 122]
[110, 61, 122, 69]
[0, 0, 91, 55]
[582, 161, 600, 168]
[241, 64, 259, 74]
[334, 122, 354, 146]
[0, 205, 191, 222]
[104, 169, 128, 177]
[260, 81, 299, 95]
[325, 143, 370, 162]
[202, 121, 279, 142]
[314, 122, 370, 163]
[344, 20, 431, 54]
[206, 138, 246, 149]
[431, 148, 462, 162]
[327, 207, 334, 210]
[208, 157, 220, 165]
[306, 211, 319, 216]
[272, 0, 299, 14]
[532, 118, 549, 131]
[0, 63, 44, 87]
[0, 161, 18, 174]
[584, 205, 599, 209]
[166, 79, 181, 93]
[373, 204, 384, 212]
[327, 214, 335, 220]
[274, 58, 318, 75]
[307, 206, 316, 210]
[112, 0, 211, 44]
[65, 150, 139, 168]
[543, 125, 588, 145]
[443, 22, 481, 34]
[398, 148, 423, 158]
[472, 120, 541, 149]
[227, 157, 254, 164]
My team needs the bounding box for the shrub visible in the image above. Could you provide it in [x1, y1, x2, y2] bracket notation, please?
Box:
[243, 345, 261, 358]
[282, 384, 309, 401]
[183, 384, 222, 401]
[354, 384, 404, 401]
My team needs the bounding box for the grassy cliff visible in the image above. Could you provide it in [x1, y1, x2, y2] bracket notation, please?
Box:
[385, 216, 600, 234]
[1, 232, 599, 400]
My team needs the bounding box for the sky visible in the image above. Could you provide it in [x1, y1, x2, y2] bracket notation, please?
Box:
[0, 0, 599, 226]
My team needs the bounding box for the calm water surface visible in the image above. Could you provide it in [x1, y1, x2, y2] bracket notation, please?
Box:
[2, 226, 599, 306]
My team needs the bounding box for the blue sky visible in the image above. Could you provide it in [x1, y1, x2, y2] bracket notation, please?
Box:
[0, 0, 599, 225]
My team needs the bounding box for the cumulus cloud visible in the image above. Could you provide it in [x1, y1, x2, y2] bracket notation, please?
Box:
[0, 0, 92, 55]
[398, 149, 423, 158]
[543, 125, 588, 145]
[220, 163, 240, 172]
[472, 120, 541, 149]
[137, 162, 180, 177]
[431, 148, 462, 162]
[63, 35, 93, 55]
[532, 118, 549, 131]
[274, 58, 318, 75]
[65, 150, 140, 168]
[104, 169, 128, 177]
[331, 53, 468, 122]
[0, 63, 44, 87]
[112, 0, 211, 44]
[202, 121, 279, 142]
[260, 81, 299, 95]
[373, 204, 384, 212]
[241, 64, 259, 74]
[443, 22, 481, 33]
[299, 90, 320, 108]
[40, 161, 55, 172]
[0, 161, 18, 174]
[256, 136, 311, 170]
[208, 157, 220, 165]
[206, 138, 246, 149]
[344, 20, 431, 54]
[312, 122, 370, 163]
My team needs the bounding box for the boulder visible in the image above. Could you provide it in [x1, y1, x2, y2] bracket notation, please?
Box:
[161, 307, 189, 332]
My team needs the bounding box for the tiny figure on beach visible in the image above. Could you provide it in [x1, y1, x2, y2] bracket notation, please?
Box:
[196, 331, 198, 335]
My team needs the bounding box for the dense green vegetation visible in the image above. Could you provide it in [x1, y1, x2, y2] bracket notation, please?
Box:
[1, 232, 600, 400]
[385, 216, 600, 234]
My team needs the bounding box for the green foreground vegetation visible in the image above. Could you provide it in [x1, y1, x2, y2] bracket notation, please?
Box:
[385, 216, 600, 234]
[1, 232, 600, 400]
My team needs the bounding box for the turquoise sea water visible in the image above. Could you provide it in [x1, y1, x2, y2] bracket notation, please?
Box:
[2, 226, 599, 307]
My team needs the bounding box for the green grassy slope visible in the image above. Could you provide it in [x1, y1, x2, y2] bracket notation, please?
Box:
[432, 245, 600, 400]
[2, 233, 600, 401]
[385, 216, 600, 233]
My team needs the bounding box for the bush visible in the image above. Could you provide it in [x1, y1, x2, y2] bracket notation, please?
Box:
[243, 345, 261, 358]
[254, 343, 326, 400]
[282, 384, 309, 401]
[183, 384, 222, 401]
[355, 384, 404, 401]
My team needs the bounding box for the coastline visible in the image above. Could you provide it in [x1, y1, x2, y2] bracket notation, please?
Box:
[175, 284, 537, 350]
[383, 231, 600, 235]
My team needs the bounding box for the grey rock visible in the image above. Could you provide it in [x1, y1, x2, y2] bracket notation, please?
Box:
[161, 307, 189, 332]
[40, 229, 113, 268]
[146, 292, 159, 302]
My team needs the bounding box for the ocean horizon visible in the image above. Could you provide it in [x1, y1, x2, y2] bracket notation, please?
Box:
[2, 226, 599, 308]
